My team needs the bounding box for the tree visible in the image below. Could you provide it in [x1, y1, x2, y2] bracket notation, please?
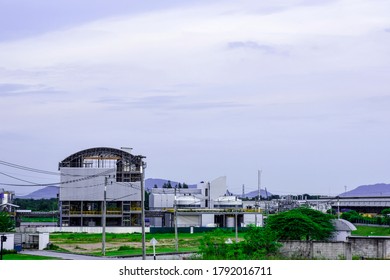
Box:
[381, 208, 390, 225]
[243, 226, 281, 257]
[266, 207, 335, 241]
[0, 211, 15, 232]
[198, 227, 281, 260]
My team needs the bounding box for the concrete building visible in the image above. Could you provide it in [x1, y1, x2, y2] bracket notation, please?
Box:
[148, 176, 262, 228]
[58, 147, 145, 229]
[149, 176, 227, 210]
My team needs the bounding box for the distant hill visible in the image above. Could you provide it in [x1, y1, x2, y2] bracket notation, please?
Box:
[234, 189, 273, 199]
[339, 183, 390, 197]
[17, 186, 59, 199]
[17, 179, 198, 199]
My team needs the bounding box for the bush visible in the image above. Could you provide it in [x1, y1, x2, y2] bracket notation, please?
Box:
[198, 227, 281, 260]
[1, 249, 17, 255]
[117, 245, 135, 251]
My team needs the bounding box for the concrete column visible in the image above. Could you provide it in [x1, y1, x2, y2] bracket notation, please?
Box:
[345, 242, 352, 260]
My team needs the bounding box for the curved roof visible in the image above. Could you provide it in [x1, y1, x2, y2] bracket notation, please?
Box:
[332, 219, 357, 231]
[59, 147, 142, 168]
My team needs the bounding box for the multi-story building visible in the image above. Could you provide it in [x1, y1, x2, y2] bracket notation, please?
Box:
[58, 147, 145, 228]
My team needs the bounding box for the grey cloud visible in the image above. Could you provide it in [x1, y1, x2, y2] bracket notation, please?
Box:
[0, 83, 64, 97]
[175, 101, 248, 111]
[97, 95, 179, 110]
[227, 41, 288, 56]
[97, 95, 247, 112]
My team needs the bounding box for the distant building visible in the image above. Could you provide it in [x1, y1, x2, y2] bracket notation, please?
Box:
[58, 147, 145, 228]
[149, 176, 227, 210]
[148, 176, 263, 228]
[0, 189, 18, 212]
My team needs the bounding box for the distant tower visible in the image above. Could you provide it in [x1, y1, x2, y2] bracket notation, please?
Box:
[242, 184, 245, 198]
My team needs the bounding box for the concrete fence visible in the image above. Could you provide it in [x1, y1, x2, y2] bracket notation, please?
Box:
[280, 236, 390, 260]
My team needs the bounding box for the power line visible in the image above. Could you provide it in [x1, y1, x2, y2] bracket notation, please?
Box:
[0, 168, 116, 187]
[0, 171, 40, 185]
[0, 160, 60, 176]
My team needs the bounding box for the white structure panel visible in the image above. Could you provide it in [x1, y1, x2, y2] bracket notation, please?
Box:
[60, 167, 140, 201]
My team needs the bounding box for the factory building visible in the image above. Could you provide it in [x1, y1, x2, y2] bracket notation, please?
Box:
[58, 147, 145, 229]
[148, 176, 263, 228]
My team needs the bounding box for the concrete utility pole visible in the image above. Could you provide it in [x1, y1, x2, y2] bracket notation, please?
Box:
[174, 186, 178, 252]
[255, 170, 261, 227]
[140, 157, 147, 260]
[102, 176, 108, 256]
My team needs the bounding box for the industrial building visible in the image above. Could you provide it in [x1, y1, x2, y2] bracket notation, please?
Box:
[58, 147, 145, 229]
[0, 189, 18, 213]
[148, 176, 263, 228]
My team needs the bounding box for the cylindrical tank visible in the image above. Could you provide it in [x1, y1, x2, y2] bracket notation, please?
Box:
[214, 195, 243, 208]
[226, 216, 235, 227]
[175, 195, 201, 208]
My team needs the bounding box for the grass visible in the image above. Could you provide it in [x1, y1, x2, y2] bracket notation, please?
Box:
[20, 217, 58, 223]
[352, 225, 390, 236]
[2, 254, 60, 260]
[49, 230, 245, 257]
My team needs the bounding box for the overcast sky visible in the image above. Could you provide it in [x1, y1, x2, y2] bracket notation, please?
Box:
[1, 0, 390, 196]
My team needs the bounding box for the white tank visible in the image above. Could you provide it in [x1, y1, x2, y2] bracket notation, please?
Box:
[214, 195, 243, 208]
[226, 216, 235, 227]
[175, 195, 201, 208]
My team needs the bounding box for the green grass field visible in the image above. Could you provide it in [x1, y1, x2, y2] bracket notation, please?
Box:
[49, 230, 244, 257]
[352, 225, 390, 236]
[2, 254, 60, 260]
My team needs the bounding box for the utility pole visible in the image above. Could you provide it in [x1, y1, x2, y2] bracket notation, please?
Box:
[102, 176, 108, 256]
[255, 170, 261, 227]
[140, 157, 146, 260]
[174, 186, 178, 252]
[235, 205, 238, 242]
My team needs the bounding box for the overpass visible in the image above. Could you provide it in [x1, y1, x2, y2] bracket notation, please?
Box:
[304, 196, 390, 213]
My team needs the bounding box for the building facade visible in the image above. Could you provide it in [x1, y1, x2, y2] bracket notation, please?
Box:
[58, 147, 145, 228]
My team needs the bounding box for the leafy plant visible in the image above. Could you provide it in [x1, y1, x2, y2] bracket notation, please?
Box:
[0, 211, 15, 232]
[266, 207, 335, 241]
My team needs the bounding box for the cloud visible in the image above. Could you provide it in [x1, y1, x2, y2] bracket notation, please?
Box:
[227, 41, 288, 56]
[0, 83, 64, 97]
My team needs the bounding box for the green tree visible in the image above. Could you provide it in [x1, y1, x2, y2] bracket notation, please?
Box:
[243, 226, 281, 258]
[266, 207, 335, 241]
[198, 227, 281, 260]
[381, 208, 390, 225]
[0, 212, 15, 232]
[340, 210, 360, 223]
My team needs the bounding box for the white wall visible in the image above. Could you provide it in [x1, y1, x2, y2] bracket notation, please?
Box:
[38, 233, 50, 250]
[60, 168, 141, 201]
[177, 216, 200, 227]
[1, 234, 14, 250]
[243, 213, 263, 227]
[201, 214, 215, 227]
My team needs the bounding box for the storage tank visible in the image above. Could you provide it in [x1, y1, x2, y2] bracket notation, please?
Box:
[226, 216, 235, 227]
[214, 195, 243, 209]
[175, 195, 201, 208]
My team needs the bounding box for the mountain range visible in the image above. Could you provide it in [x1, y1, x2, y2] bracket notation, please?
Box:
[15, 181, 390, 200]
[339, 183, 390, 197]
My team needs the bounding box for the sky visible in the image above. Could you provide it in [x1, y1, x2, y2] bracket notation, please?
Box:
[1, 0, 390, 196]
